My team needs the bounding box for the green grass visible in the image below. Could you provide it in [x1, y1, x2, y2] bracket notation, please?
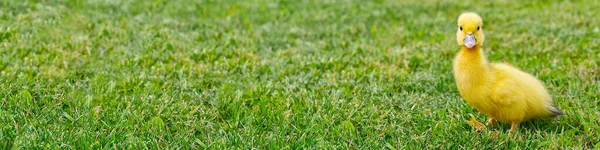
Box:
[1, 0, 599, 149]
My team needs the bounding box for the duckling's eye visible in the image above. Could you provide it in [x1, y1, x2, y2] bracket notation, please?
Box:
[459, 26, 463, 31]
[477, 26, 480, 31]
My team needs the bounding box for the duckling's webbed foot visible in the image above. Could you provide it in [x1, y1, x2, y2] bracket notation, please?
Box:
[466, 114, 486, 131]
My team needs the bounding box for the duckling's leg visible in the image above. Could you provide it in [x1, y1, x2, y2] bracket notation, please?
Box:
[510, 122, 518, 132]
[486, 118, 496, 126]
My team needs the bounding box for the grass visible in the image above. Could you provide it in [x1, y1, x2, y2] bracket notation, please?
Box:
[0, 0, 599, 149]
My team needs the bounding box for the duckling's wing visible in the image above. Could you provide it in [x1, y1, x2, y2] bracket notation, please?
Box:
[489, 78, 524, 107]
[489, 63, 527, 107]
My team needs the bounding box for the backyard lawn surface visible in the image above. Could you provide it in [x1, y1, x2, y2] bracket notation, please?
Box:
[1, 0, 599, 149]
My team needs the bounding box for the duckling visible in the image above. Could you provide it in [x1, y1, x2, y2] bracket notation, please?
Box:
[452, 12, 562, 132]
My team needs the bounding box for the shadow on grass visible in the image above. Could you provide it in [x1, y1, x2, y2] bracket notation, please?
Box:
[474, 117, 567, 134]
[518, 118, 566, 134]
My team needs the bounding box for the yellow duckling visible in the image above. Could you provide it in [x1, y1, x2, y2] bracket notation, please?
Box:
[453, 12, 562, 132]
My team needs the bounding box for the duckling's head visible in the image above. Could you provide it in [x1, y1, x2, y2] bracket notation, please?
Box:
[456, 12, 484, 49]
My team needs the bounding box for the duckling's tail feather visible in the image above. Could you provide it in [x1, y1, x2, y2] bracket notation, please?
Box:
[548, 104, 563, 117]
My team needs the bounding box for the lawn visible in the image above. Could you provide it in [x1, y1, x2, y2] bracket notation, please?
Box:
[0, 0, 599, 149]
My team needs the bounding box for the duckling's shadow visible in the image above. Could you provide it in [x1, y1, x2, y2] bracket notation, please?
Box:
[519, 118, 565, 134]
[491, 118, 565, 134]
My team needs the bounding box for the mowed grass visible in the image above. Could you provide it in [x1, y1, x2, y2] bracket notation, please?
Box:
[1, 0, 599, 149]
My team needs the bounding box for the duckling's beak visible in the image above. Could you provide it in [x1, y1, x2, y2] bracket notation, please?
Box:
[464, 33, 476, 48]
